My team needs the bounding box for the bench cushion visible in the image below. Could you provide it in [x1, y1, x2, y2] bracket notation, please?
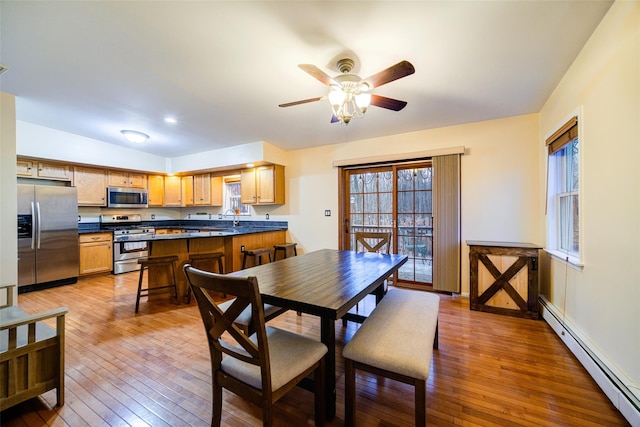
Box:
[342, 288, 439, 380]
[0, 307, 57, 352]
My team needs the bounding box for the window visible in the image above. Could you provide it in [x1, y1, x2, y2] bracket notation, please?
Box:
[546, 117, 580, 262]
[223, 176, 250, 215]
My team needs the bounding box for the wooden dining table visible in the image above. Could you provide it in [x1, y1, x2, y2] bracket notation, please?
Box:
[226, 248, 408, 419]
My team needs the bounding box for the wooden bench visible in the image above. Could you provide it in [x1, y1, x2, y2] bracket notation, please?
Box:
[0, 284, 67, 411]
[342, 288, 439, 426]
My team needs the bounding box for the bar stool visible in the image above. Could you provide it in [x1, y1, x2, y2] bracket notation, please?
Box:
[273, 242, 298, 261]
[136, 255, 180, 313]
[187, 252, 225, 303]
[242, 247, 272, 269]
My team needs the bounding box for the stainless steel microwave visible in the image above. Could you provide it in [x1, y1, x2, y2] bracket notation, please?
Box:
[107, 187, 148, 208]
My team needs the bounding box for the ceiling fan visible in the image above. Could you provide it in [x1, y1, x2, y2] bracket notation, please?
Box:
[279, 58, 415, 124]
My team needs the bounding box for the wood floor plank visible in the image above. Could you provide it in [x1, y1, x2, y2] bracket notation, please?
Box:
[0, 272, 630, 426]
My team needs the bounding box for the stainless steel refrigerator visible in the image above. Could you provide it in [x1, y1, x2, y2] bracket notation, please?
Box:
[17, 184, 79, 290]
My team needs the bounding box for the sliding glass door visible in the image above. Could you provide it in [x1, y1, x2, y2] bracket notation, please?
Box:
[342, 162, 433, 286]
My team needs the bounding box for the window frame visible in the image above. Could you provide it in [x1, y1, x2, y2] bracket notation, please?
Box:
[223, 176, 251, 216]
[545, 116, 583, 268]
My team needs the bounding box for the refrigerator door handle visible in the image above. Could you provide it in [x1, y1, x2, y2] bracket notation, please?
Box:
[30, 201, 36, 250]
[36, 201, 41, 249]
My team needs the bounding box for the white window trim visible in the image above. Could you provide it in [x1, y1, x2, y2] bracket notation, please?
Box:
[544, 110, 584, 267]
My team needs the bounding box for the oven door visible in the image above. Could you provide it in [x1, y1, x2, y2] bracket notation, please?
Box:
[113, 240, 149, 274]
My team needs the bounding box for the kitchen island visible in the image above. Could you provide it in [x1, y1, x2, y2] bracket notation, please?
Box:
[138, 227, 286, 299]
[79, 220, 288, 299]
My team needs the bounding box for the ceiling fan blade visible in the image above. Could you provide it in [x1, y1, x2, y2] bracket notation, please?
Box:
[279, 97, 324, 108]
[364, 60, 415, 88]
[298, 64, 337, 86]
[370, 94, 408, 111]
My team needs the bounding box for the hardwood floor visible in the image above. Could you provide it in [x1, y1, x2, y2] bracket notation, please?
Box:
[2, 271, 629, 426]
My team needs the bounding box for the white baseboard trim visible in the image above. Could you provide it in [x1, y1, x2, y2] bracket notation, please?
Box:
[539, 296, 640, 427]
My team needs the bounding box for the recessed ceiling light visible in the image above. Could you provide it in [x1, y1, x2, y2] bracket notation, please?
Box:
[120, 130, 149, 143]
[164, 117, 177, 124]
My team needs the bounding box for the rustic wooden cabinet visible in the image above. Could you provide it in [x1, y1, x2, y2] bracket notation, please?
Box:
[148, 175, 165, 207]
[74, 166, 107, 206]
[240, 164, 285, 205]
[17, 160, 72, 181]
[79, 233, 113, 275]
[107, 171, 147, 189]
[468, 241, 541, 319]
[164, 176, 182, 206]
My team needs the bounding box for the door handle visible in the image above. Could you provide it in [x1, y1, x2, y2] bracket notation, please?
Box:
[35, 202, 41, 249]
[30, 201, 36, 250]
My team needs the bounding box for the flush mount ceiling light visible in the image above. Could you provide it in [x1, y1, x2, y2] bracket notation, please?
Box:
[120, 130, 149, 143]
[279, 58, 414, 125]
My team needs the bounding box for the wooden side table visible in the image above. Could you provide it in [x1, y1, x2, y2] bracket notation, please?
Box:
[467, 241, 541, 319]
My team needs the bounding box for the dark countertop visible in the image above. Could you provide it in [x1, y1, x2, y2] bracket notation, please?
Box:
[79, 220, 287, 241]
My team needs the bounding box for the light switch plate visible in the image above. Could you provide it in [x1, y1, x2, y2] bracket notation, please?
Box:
[324, 210, 331, 216]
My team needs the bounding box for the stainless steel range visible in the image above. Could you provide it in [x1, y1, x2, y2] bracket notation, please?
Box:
[100, 214, 155, 274]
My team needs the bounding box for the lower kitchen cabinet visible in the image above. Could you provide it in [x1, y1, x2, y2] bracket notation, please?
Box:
[79, 233, 113, 275]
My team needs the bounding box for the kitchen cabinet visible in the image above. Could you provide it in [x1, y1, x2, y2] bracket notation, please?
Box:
[108, 171, 147, 189]
[193, 173, 211, 206]
[79, 233, 113, 275]
[468, 241, 541, 319]
[74, 166, 107, 206]
[210, 176, 223, 206]
[17, 160, 72, 181]
[240, 164, 285, 205]
[181, 176, 194, 206]
[148, 175, 165, 207]
[164, 176, 182, 207]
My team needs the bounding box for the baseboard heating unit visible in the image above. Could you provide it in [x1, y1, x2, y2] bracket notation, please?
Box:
[539, 296, 639, 426]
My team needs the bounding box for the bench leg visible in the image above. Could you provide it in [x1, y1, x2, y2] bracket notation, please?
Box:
[415, 378, 426, 426]
[344, 358, 356, 427]
[434, 321, 439, 350]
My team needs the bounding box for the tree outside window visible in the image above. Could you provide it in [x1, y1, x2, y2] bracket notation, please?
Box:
[223, 178, 250, 215]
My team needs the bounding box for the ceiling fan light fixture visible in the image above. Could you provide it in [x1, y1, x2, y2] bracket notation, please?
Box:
[356, 92, 371, 112]
[120, 130, 149, 143]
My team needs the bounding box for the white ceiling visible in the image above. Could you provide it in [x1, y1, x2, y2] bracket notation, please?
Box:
[1, 1, 613, 158]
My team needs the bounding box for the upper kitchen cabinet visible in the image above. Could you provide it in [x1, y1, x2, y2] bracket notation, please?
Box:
[74, 166, 107, 206]
[148, 175, 165, 207]
[211, 176, 223, 206]
[17, 160, 72, 181]
[181, 176, 194, 206]
[107, 171, 147, 189]
[240, 164, 285, 205]
[164, 176, 182, 207]
[193, 174, 211, 206]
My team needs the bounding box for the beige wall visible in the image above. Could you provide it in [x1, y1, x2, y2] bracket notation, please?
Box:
[285, 113, 541, 296]
[1, 92, 17, 296]
[539, 0, 639, 399]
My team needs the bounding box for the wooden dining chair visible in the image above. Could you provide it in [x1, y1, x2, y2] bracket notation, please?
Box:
[343, 231, 392, 326]
[183, 265, 327, 427]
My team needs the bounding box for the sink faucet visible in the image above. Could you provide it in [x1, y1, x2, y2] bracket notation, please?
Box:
[224, 209, 239, 227]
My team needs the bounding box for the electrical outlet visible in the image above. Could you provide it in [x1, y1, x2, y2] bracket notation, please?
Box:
[151, 214, 155, 220]
[241, 245, 245, 253]
[266, 214, 269, 220]
[324, 210, 331, 216]
[218, 214, 222, 219]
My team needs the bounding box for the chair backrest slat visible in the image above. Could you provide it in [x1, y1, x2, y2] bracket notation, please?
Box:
[184, 265, 270, 371]
[355, 231, 391, 254]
